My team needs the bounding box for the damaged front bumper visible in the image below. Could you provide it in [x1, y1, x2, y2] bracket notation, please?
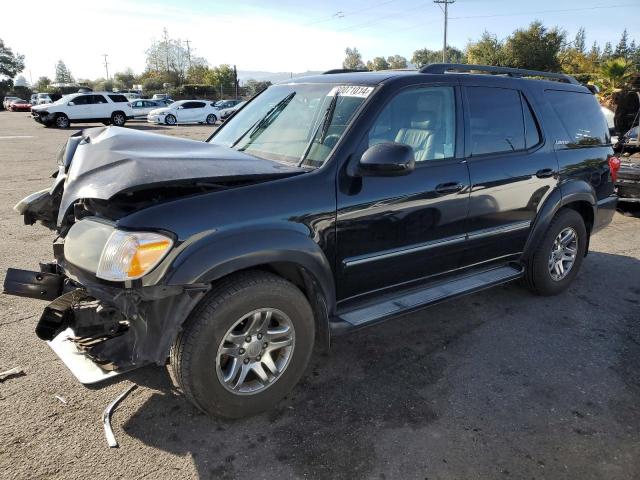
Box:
[3, 262, 208, 384]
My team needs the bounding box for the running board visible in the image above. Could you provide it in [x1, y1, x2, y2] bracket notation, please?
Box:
[333, 265, 523, 330]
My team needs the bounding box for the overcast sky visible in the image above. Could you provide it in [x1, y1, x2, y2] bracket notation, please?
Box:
[3, 0, 638, 82]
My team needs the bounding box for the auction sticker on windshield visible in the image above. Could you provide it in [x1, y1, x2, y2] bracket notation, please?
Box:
[327, 86, 374, 98]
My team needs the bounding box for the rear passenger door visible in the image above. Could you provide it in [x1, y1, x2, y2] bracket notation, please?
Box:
[90, 94, 109, 119]
[336, 85, 470, 300]
[462, 84, 558, 266]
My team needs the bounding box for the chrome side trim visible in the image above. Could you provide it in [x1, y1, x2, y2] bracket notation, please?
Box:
[343, 234, 467, 268]
[467, 220, 531, 240]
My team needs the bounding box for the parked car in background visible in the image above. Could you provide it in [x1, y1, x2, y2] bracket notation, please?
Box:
[616, 151, 640, 202]
[8, 99, 32, 112]
[214, 99, 242, 110]
[2, 96, 19, 109]
[147, 100, 219, 125]
[219, 100, 246, 121]
[4, 64, 618, 419]
[615, 125, 639, 153]
[31, 92, 134, 128]
[36, 93, 63, 105]
[30, 94, 39, 106]
[130, 99, 163, 118]
[152, 93, 173, 102]
[601, 106, 617, 144]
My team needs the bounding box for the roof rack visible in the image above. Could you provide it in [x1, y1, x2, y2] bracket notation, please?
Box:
[323, 69, 369, 74]
[420, 63, 580, 85]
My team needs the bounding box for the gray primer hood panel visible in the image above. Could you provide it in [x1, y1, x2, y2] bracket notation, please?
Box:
[58, 126, 303, 225]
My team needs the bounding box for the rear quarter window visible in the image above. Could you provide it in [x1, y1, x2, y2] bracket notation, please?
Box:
[545, 90, 609, 146]
[108, 94, 128, 103]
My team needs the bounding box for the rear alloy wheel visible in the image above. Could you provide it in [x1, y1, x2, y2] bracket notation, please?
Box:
[165, 114, 177, 125]
[169, 271, 315, 418]
[55, 114, 70, 129]
[111, 112, 126, 127]
[206, 113, 217, 125]
[523, 208, 586, 296]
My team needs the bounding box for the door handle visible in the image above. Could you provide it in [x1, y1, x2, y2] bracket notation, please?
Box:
[435, 182, 464, 195]
[535, 168, 555, 178]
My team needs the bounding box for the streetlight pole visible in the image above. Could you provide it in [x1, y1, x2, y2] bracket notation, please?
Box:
[434, 0, 455, 62]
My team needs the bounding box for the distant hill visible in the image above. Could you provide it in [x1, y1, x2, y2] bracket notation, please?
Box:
[237, 70, 323, 84]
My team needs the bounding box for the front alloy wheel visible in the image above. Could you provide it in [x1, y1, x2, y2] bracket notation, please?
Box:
[55, 114, 69, 128]
[216, 308, 294, 394]
[111, 112, 126, 127]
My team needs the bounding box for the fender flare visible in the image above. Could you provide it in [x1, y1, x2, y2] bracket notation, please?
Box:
[163, 227, 336, 344]
[523, 180, 597, 260]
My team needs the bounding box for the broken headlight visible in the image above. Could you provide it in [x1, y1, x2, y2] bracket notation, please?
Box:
[96, 230, 173, 281]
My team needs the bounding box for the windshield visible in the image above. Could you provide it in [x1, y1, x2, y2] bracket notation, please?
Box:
[167, 101, 181, 109]
[210, 83, 372, 167]
[53, 95, 73, 105]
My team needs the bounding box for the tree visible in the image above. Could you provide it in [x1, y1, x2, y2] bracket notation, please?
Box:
[145, 29, 207, 86]
[54, 60, 73, 83]
[342, 47, 365, 70]
[0, 38, 25, 91]
[245, 79, 272, 96]
[386, 55, 408, 69]
[588, 41, 600, 60]
[35, 76, 51, 91]
[366, 56, 389, 71]
[502, 21, 565, 71]
[600, 57, 632, 89]
[186, 65, 210, 84]
[412, 46, 465, 67]
[113, 68, 135, 90]
[602, 42, 613, 60]
[615, 29, 630, 59]
[574, 28, 586, 53]
[465, 32, 505, 65]
[205, 65, 236, 95]
[13, 75, 27, 87]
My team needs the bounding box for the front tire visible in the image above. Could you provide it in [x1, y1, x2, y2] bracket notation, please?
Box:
[523, 209, 587, 296]
[165, 114, 177, 125]
[54, 114, 69, 129]
[169, 271, 315, 418]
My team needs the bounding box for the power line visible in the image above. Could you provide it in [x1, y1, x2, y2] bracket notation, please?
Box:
[450, 3, 639, 20]
[303, 0, 400, 26]
[434, 0, 455, 62]
[335, 1, 432, 32]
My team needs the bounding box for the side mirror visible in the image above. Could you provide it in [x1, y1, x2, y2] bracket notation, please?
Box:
[177, 105, 184, 110]
[358, 142, 415, 176]
[68, 101, 75, 106]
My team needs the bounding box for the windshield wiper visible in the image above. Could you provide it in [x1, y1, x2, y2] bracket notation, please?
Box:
[298, 91, 339, 166]
[231, 92, 296, 149]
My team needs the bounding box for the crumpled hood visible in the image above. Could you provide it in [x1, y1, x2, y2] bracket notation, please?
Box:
[57, 126, 304, 225]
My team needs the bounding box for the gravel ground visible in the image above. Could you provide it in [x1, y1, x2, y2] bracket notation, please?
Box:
[0, 111, 639, 480]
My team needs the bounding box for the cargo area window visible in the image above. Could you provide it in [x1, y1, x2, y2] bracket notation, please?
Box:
[545, 90, 609, 146]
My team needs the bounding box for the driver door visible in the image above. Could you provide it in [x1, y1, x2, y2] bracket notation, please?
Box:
[336, 85, 470, 301]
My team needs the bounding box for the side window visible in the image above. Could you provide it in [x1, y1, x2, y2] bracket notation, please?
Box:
[70, 95, 91, 106]
[466, 87, 525, 156]
[522, 94, 541, 149]
[192, 101, 205, 109]
[368, 86, 456, 162]
[108, 94, 128, 103]
[91, 95, 107, 104]
[545, 90, 608, 146]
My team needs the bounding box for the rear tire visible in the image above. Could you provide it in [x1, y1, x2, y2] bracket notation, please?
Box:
[523, 208, 587, 296]
[169, 271, 315, 418]
[111, 111, 126, 127]
[54, 114, 69, 129]
[206, 113, 217, 125]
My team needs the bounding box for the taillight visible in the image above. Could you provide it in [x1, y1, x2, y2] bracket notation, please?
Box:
[608, 155, 621, 182]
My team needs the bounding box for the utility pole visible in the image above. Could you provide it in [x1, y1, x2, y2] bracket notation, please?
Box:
[233, 65, 238, 99]
[185, 39, 191, 70]
[102, 54, 110, 80]
[434, 0, 455, 62]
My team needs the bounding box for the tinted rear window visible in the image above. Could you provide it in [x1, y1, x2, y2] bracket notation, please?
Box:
[467, 86, 525, 155]
[108, 94, 128, 103]
[545, 90, 609, 146]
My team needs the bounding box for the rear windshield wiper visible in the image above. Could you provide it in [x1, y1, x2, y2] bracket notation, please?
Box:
[298, 91, 339, 166]
[231, 92, 296, 149]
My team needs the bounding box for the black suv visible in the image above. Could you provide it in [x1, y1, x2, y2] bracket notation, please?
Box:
[4, 64, 618, 418]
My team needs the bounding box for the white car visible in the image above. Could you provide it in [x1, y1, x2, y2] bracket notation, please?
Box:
[219, 101, 247, 121]
[130, 99, 164, 119]
[147, 100, 219, 125]
[31, 92, 134, 128]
